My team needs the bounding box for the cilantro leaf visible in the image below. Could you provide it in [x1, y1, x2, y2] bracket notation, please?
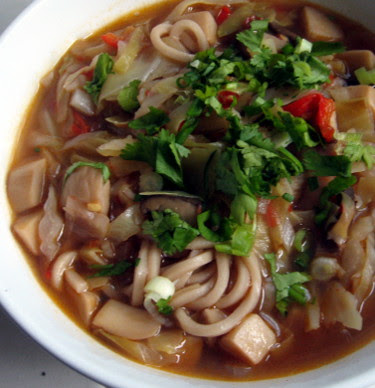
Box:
[311, 41, 345, 56]
[121, 130, 189, 188]
[89, 260, 135, 278]
[64, 161, 111, 184]
[175, 99, 204, 144]
[121, 134, 157, 166]
[236, 20, 269, 54]
[338, 132, 375, 168]
[84, 53, 114, 104]
[156, 130, 190, 187]
[303, 150, 352, 177]
[265, 253, 311, 315]
[142, 210, 199, 255]
[315, 175, 357, 225]
[197, 210, 234, 243]
[129, 107, 170, 135]
[264, 110, 319, 150]
[118, 80, 141, 112]
[216, 221, 257, 257]
[156, 297, 173, 315]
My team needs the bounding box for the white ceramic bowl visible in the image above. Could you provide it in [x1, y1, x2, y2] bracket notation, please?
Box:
[1, 1, 374, 387]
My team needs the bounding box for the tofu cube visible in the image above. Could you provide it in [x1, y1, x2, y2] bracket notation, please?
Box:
[8, 158, 47, 213]
[13, 210, 43, 255]
[221, 314, 276, 365]
[301, 6, 344, 42]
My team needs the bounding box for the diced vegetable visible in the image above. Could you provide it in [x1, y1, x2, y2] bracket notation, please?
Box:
[216, 5, 232, 25]
[301, 6, 344, 42]
[283, 93, 336, 142]
[8, 158, 47, 213]
[101, 32, 120, 49]
[93, 299, 161, 340]
[13, 210, 43, 255]
[336, 50, 375, 72]
[220, 314, 276, 365]
[355, 67, 375, 85]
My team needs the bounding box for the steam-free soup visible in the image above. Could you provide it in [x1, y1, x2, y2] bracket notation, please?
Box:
[7, 0, 375, 381]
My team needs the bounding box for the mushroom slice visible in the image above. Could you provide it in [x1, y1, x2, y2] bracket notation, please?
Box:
[92, 299, 161, 340]
[140, 191, 201, 225]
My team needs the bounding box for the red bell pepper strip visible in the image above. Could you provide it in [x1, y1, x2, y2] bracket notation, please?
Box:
[315, 97, 336, 143]
[216, 5, 232, 25]
[71, 111, 90, 136]
[101, 32, 120, 49]
[265, 200, 279, 228]
[283, 93, 336, 143]
[218, 90, 239, 109]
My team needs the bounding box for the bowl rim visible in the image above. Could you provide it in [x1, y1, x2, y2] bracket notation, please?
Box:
[1, 1, 375, 387]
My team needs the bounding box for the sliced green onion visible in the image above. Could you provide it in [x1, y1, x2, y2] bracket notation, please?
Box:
[355, 67, 375, 85]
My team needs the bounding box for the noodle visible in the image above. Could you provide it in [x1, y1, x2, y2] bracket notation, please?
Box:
[175, 254, 262, 336]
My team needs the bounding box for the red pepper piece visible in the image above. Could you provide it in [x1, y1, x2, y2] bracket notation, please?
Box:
[83, 69, 94, 81]
[71, 110, 91, 136]
[265, 201, 279, 228]
[216, 5, 232, 25]
[283, 93, 336, 143]
[101, 32, 119, 49]
[283, 93, 321, 120]
[315, 96, 336, 143]
[218, 90, 239, 109]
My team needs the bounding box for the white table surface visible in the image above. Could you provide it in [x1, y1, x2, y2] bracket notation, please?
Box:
[0, 1, 104, 387]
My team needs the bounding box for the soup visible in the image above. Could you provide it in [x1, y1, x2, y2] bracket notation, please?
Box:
[6, 0, 375, 381]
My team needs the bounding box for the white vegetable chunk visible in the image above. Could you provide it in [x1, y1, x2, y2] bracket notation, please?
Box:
[8, 158, 47, 213]
[67, 287, 100, 326]
[322, 282, 362, 330]
[13, 210, 43, 255]
[301, 6, 344, 42]
[62, 166, 110, 214]
[220, 314, 276, 365]
[336, 50, 375, 72]
[92, 299, 161, 340]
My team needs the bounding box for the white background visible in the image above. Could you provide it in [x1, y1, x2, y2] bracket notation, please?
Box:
[0, 1, 104, 387]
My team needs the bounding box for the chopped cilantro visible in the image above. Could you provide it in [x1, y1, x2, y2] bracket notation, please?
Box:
[142, 210, 199, 255]
[156, 297, 173, 315]
[129, 106, 170, 135]
[311, 41, 345, 56]
[118, 80, 141, 113]
[338, 132, 375, 168]
[197, 210, 234, 243]
[121, 129, 189, 187]
[64, 161, 110, 184]
[89, 260, 135, 278]
[265, 253, 311, 315]
[315, 175, 357, 225]
[84, 53, 114, 104]
[282, 193, 294, 202]
[236, 20, 269, 54]
[216, 220, 257, 257]
[303, 150, 352, 177]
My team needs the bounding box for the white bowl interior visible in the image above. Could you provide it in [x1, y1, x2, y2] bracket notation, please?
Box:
[0, 1, 375, 387]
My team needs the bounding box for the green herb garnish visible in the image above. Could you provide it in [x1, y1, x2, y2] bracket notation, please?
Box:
[118, 79, 141, 112]
[142, 210, 199, 255]
[64, 161, 111, 184]
[84, 53, 114, 104]
[265, 253, 311, 315]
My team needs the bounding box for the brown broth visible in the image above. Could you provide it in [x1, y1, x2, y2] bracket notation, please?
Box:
[7, 0, 375, 382]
